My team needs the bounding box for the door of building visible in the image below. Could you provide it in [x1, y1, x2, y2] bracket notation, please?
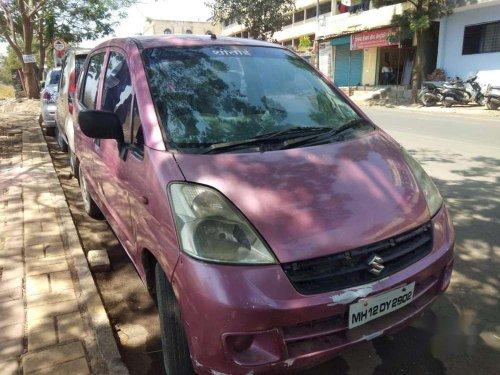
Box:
[334, 44, 363, 87]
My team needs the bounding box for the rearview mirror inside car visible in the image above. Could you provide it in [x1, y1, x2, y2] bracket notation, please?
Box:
[78, 110, 124, 143]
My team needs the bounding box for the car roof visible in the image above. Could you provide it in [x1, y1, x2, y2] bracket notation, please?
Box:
[65, 47, 91, 56]
[93, 34, 283, 51]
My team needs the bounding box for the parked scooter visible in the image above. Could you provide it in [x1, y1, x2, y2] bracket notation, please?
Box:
[441, 76, 484, 107]
[484, 85, 500, 110]
[418, 82, 445, 107]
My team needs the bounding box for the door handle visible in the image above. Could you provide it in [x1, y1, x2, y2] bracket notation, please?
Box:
[138, 196, 149, 205]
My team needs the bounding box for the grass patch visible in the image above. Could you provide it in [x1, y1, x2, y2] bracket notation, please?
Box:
[0, 84, 15, 99]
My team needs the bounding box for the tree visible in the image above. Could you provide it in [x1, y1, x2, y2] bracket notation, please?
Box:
[373, 0, 454, 102]
[0, 46, 22, 84]
[207, 0, 295, 40]
[298, 35, 312, 51]
[0, 0, 134, 98]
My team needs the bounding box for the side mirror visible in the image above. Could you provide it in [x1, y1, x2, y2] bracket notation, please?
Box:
[78, 110, 124, 143]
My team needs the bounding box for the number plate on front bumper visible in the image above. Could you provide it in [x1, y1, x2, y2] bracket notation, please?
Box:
[348, 282, 415, 329]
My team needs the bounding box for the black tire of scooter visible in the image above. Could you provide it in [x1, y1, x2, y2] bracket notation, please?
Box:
[486, 100, 499, 110]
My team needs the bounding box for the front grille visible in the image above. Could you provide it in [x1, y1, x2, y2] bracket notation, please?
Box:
[282, 222, 433, 295]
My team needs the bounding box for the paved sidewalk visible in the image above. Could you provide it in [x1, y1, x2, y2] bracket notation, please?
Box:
[0, 101, 128, 374]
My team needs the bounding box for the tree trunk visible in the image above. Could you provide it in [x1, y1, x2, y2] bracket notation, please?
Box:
[20, 0, 40, 99]
[411, 30, 426, 104]
[22, 63, 40, 98]
[39, 15, 46, 82]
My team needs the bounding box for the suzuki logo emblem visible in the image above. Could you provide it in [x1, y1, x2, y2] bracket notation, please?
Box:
[368, 255, 385, 276]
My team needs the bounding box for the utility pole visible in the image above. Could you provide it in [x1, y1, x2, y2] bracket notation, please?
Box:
[316, 0, 320, 67]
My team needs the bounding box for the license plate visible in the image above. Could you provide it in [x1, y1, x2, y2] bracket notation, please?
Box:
[348, 282, 415, 329]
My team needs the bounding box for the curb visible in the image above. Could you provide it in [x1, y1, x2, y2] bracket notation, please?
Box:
[38, 126, 129, 374]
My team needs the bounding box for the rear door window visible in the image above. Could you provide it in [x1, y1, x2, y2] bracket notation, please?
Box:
[75, 54, 87, 84]
[101, 52, 133, 143]
[82, 53, 105, 109]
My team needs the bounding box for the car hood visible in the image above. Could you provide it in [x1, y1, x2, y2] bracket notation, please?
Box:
[174, 131, 430, 263]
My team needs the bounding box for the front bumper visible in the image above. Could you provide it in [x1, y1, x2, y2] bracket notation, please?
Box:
[172, 206, 454, 374]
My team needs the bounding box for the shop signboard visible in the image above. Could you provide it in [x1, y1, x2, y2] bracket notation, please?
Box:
[350, 27, 400, 51]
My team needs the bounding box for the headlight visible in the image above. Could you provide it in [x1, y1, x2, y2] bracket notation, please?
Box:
[402, 149, 443, 217]
[168, 183, 276, 264]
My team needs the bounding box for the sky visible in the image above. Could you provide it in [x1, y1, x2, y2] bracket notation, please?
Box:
[0, 0, 213, 55]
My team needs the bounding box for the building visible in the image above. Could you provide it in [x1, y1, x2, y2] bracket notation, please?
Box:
[143, 19, 220, 36]
[436, 0, 500, 86]
[220, 1, 418, 87]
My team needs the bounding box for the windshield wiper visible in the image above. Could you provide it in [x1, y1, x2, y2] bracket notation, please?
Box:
[201, 126, 329, 154]
[281, 118, 371, 149]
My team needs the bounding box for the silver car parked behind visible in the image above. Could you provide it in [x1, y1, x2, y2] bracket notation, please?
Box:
[39, 67, 61, 136]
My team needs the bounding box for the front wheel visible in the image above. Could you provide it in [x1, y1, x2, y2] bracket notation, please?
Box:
[155, 263, 194, 375]
[45, 127, 56, 137]
[79, 164, 101, 218]
[486, 99, 499, 110]
[56, 127, 68, 152]
[442, 98, 454, 108]
[420, 94, 436, 107]
[69, 149, 79, 180]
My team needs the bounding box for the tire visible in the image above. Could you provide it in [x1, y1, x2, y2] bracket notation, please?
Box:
[79, 164, 101, 218]
[486, 100, 499, 110]
[69, 149, 79, 180]
[422, 96, 436, 107]
[443, 99, 453, 108]
[418, 91, 435, 107]
[155, 263, 194, 375]
[56, 127, 68, 152]
[45, 127, 56, 137]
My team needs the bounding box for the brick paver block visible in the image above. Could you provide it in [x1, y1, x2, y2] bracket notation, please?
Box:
[27, 318, 57, 351]
[87, 250, 111, 272]
[22, 341, 87, 374]
[0, 286, 22, 302]
[25, 234, 62, 247]
[28, 357, 90, 375]
[27, 289, 76, 308]
[56, 312, 85, 343]
[0, 323, 24, 343]
[0, 337, 23, 362]
[26, 256, 68, 276]
[25, 243, 65, 259]
[0, 359, 18, 375]
[49, 271, 74, 292]
[0, 299, 25, 328]
[26, 274, 50, 296]
[27, 299, 79, 321]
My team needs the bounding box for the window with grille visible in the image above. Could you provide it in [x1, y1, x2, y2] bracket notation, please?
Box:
[462, 21, 500, 55]
[294, 10, 304, 22]
[319, 2, 332, 15]
[306, 7, 317, 19]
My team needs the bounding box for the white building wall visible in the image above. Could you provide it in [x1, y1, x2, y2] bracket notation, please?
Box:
[436, 1, 500, 86]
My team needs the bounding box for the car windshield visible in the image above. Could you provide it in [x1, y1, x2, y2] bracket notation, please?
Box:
[48, 70, 61, 86]
[143, 46, 365, 152]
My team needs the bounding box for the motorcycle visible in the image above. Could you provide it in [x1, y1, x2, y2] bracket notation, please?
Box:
[484, 84, 500, 110]
[441, 76, 485, 107]
[418, 82, 445, 107]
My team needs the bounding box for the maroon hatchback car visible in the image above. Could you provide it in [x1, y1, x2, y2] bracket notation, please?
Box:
[73, 35, 454, 374]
